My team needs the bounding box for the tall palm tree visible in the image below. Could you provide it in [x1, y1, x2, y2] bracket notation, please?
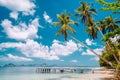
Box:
[85, 17, 98, 39]
[104, 16, 119, 33]
[54, 11, 114, 68]
[54, 12, 78, 40]
[75, 2, 97, 39]
[75, 2, 96, 25]
[96, 16, 119, 37]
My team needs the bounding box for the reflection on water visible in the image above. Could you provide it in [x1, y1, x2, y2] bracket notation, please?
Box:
[0, 67, 112, 80]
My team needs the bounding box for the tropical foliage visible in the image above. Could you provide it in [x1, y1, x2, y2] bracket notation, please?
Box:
[54, 12, 78, 40]
[97, 0, 120, 13]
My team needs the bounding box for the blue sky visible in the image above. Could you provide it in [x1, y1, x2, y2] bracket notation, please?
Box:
[0, 0, 118, 66]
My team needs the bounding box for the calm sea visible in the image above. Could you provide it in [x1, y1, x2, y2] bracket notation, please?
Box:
[0, 67, 110, 80]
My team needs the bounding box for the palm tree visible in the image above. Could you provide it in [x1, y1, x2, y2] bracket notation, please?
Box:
[97, 16, 120, 64]
[75, 2, 98, 39]
[75, 2, 120, 68]
[85, 18, 98, 39]
[54, 11, 114, 68]
[54, 12, 78, 40]
[104, 16, 119, 32]
[75, 2, 96, 25]
[96, 20, 107, 34]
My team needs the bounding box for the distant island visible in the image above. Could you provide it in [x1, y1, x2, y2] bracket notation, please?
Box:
[0, 63, 99, 67]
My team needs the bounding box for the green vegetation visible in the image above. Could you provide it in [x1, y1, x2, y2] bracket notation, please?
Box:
[97, 0, 120, 13]
[54, 11, 78, 40]
[54, 0, 120, 79]
[75, 2, 97, 39]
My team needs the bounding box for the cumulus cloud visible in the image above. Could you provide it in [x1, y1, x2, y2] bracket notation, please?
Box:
[81, 48, 104, 61]
[10, 11, 18, 20]
[0, 54, 32, 61]
[85, 38, 96, 46]
[0, 39, 79, 60]
[0, 0, 36, 15]
[43, 11, 52, 24]
[50, 40, 78, 56]
[7, 54, 33, 61]
[71, 60, 78, 63]
[1, 18, 42, 41]
[82, 48, 104, 56]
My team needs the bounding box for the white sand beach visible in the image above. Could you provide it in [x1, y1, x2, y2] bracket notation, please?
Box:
[63, 73, 113, 80]
[45, 73, 113, 80]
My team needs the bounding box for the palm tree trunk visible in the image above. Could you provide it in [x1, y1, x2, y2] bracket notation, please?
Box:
[115, 69, 120, 80]
[69, 35, 114, 68]
[96, 26, 120, 65]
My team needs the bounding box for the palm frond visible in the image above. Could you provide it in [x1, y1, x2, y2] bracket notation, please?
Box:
[90, 8, 97, 13]
[75, 8, 82, 12]
[68, 20, 78, 26]
[56, 28, 63, 36]
[57, 14, 64, 22]
[67, 25, 76, 34]
[54, 22, 62, 26]
[87, 26, 98, 39]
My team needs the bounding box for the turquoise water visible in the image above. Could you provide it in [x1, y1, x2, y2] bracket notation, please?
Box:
[0, 67, 110, 80]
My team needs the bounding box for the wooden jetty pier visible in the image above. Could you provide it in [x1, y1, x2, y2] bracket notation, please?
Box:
[36, 67, 110, 73]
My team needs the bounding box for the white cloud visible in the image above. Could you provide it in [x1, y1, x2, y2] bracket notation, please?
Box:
[81, 48, 104, 61]
[7, 54, 33, 61]
[71, 60, 78, 63]
[0, 0, 36, 15]
[81, 48, 104, 56]
[0, 39, 79, 60]
[85, 38, 96, 46]
[43, 11, 52, 24]
[110, 35, 120, 43]
[0, 54, 33, 62]
[50, 40, 78, 56]
[1, 18, 41, 41]
[10, 11, 18, 20]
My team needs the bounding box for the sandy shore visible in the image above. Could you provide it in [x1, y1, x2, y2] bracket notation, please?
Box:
[57, 74, 113, 80]
[39, 73, 114, 80]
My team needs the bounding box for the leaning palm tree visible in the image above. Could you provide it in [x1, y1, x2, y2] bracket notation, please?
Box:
[75, 2, 98, 39]
[96, 16, 119, 35]
[85, 17, 98, 39]
[75, 2, 96, 25]
[54, 12, 78, 40]
[54, 11, 114, 68]
[96, 16, 120, 64]
[104, 16, 119, 32]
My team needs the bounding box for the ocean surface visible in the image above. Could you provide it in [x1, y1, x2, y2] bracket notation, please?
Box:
[0, 67, 110, 80]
